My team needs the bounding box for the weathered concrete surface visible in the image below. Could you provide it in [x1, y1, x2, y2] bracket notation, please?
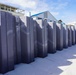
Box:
[36, 19, 48, 58]
[47, 21, 56, 53]
[20, 16, 34, 63]
[68, 25, 72, 47]
[63, 25, 68, 48]
[56, 23, 63, 50]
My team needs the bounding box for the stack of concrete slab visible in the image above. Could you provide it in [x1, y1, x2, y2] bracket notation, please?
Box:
[0, 11, 15, 73]
[47, 21, 56, 53]
[56, 23, 63, 50]
[20, 16, 34, 63]
[1, 10, 76, 74]
[36, 19, 48, 57]
[67, 25, 72, 47]
[71, 25, 75, 45]
[63, 25, 68, 48]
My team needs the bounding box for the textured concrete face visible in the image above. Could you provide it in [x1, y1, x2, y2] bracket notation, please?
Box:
[36, 19, 48, 58]
[56, 23, 63, 50]
[6, 12, 14, 71]
[63, 25, 68, 48]
[71, 26, 75, 45]
[0, 11, 8, 73]
[20, 16, 34, 63]
[0, 11, 15, 73]
[43, 20, 48, 56]
[68, 26, 72, 47]
[33, 21, 38, 57]
[29, 18, 34, 62]
[13, 16, 17, 64]
[15, 16, 21, 64]
[47, 21, 56, 53]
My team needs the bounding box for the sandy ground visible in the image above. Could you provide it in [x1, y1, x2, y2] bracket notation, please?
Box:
[1, 45, 76, 75]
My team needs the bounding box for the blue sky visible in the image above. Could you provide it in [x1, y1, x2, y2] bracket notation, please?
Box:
[0, 0, 76, 24]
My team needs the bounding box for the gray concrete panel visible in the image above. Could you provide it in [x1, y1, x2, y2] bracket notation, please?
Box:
[36, 19, 48, 57]
[63, 25, 68, 48]
[71, 26, 75, 45]
[33, 21, 38, 57]
[15, 16, 21, 64]
[56, 23, 63, 50]
[20, 16, 34, 63]
[6, 12, 14, 71]
[0, 11, 8, 74]
[68, 26, 72, 47]
[47, 21, 56, 53]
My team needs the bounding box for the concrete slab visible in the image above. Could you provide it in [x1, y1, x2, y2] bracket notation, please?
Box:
[33, 21, 38, 57]
[0, 11, 8, 74]
[68, 26, 72, 47]
[56, 23, 63, 50]
[15, 16, 21, 64]
[47, 21, 56, 53]
[71, 26, 75, 45]
[20, 16, 34, 63]
[63, 25, 68, 48]
[36, 19, 48, 58]
[6, 12, 14, 71]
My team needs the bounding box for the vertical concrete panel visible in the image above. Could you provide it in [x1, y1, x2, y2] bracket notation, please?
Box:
[56, 23, 63, 50]
[29, 18, 34, 62]
[43, 20, 48, 56]
[36, 19, 48, 58]
[15, 16, 21, 64]
[6, 12, 14, 71]
[20, 16, 34, 63]
[47, 21, 56, 53]
[68, 26, 72, 47]
[71, 26, 75, 45]
[0, 11, 8, 73]
[33, 21, 38, 57]
[63, 25, 68, 48]
[13, 16, 17, 64]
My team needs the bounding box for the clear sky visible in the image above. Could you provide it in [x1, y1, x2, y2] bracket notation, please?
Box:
[0, 0, 76, 24]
